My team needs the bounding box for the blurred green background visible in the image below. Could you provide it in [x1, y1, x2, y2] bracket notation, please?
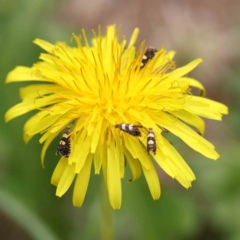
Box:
[0, 0, 239, 239]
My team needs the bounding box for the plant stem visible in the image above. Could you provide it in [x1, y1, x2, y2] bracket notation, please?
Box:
[101, 180, 114, 240]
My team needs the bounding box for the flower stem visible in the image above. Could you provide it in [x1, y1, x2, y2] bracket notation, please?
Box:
[101, 180, 114, 240]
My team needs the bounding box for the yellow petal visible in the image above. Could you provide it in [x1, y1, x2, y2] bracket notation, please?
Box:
[24, 113, 61, 138]
[94, 140, 106, 174]
[153, 145, 176, 178]
[128, 28, 139, 48]
[56, 164, 76, 197]
[90, 117, 103, 153]
[74, 134, 92, 173]
[107, 137, 122, 209]
[33, 38, 55, 53]
[73, 154, 93, 207]
[167, 58, 203, 79]
[180, 77, 206, 97]
[123, 134, 152, 170]
[185, 96, 228, 119]
[162, 138, 195, 188]
[174, 110, 205, 135]
[5, 95, 63, 122]
[51, 157, 68, 186]
[112, 127, 125, 178]
[142, 161, 161, 200]
[153, 112, 219, 159]
[41, 129, 62, 167]
[6, 66, 46, 83]
[124, 147, 141, 182]
[20, 84, 65, 99]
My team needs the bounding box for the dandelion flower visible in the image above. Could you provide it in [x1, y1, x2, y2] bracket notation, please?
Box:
[5, 25, 228, 209]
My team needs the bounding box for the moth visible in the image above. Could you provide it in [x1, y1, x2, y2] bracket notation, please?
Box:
[140, 47, 158, 69]
[56, 126, 71, 158]
[147, 127, 156, 155]
[115, 123, 142, 137]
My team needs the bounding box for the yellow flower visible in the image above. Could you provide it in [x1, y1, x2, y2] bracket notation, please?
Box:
[5, 25, 228, 209]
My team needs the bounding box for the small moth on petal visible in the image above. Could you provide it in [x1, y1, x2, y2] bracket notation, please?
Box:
[56, 126, 71, 158]
[147, 128, 156, 155]
[140, 47, 158, 69]
[115, 123, 142, 137]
